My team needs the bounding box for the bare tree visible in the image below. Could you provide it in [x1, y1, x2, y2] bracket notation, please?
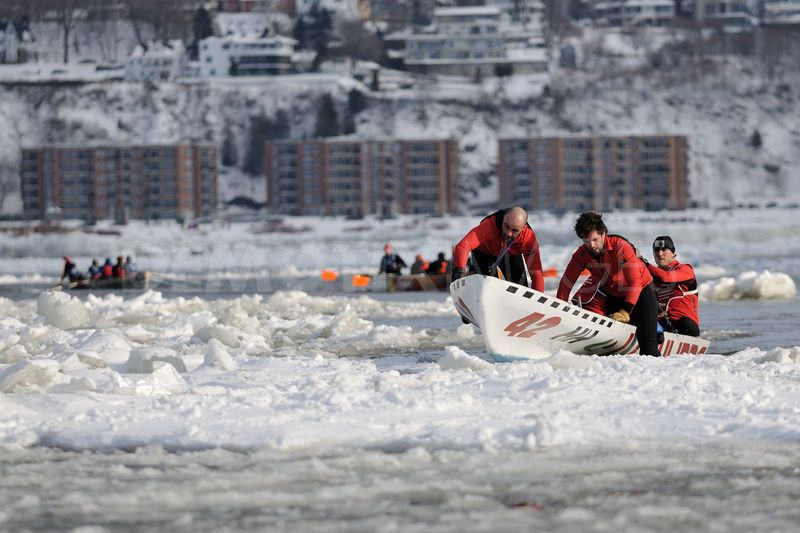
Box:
[335, 19, 384, 71]
[123, 0, 198, 46]
[30, 0, 91, 63]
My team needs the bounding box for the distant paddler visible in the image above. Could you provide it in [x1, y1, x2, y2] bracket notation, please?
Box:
[452, 206, 544, 290]
[378, 243, 407, 275]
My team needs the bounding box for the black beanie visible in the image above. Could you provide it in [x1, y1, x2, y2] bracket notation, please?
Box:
[652, 235, 675, 252]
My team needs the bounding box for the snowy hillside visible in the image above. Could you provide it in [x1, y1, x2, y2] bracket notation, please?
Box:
[1, 40, 798, 214]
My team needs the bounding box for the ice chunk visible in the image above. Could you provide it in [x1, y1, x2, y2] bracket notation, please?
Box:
[193, 325, 240, 348]
[699, 270, 797, 300]
[758, 346, 800, 364]
[0, 344, 29, 364]
[0, 360, 60, 393]
[318, 304, 373, 338]
[127, 347, 187, 374]
[438, 345, 493, 371]
[126, 362, 188, 396]
[123, 324, 158, 343]
[0, 331, 20, 352]
[36, 291, 89, 329]
[202, 338, 237, 371]
[77, 331, 132, 365]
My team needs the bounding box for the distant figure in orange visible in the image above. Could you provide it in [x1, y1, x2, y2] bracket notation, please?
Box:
[410, 254, 429, 274]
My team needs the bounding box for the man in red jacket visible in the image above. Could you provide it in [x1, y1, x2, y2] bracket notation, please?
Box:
[648, 235, 700, 337]
[557, 212, 661, 357]
[452, 206, 544, 291]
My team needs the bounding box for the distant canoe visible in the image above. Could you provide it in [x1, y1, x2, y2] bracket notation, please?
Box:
[66, 272, 152, 290]
[385, 273, 449, 292]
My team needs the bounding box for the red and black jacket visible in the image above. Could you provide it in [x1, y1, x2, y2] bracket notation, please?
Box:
[557, 234, 652, 313]
[453, 209, 544, 291]
[647, 260, 699, 325]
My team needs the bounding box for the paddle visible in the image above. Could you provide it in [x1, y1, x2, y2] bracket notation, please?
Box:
[488, 238, 515, 277]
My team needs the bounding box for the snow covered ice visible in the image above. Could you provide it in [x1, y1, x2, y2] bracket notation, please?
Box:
[1, 209, 800, 531]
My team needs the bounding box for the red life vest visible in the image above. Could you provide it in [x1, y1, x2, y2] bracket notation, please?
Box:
[648, 261, 699, 326]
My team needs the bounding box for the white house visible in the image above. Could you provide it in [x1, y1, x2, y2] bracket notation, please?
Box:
[295, 0, 361, 19]
[692, 0, 754, 29]
[485, 0, 546, 24]
[762, 0, 800, 25]
[389, 6, 547, 77]
[591, 0, 677, 27]
[198, 34, 295, 76]
[0, 21, 20, 64]
[126, 40, 186, 81]
[216, 12, 269, 36]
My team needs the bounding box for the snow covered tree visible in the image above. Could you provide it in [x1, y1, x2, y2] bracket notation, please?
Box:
[750, 130, 762, 150]
[292, 14, 307, 50]
[243, 112, 289, 176]
[222, 128, 238, 167]
[305, 1, 333, 71]
[189, 6, 214, 60]
[347, 89, 367, 115]
[314, 94, 339, 138]
[336, 19, 384, 70]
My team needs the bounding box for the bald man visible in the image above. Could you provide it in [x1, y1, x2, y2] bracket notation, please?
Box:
[452, 207, 544, 290]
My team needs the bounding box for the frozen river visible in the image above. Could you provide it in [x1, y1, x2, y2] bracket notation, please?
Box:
[1, 210, 799, 531]
[1, 288, 799, 532]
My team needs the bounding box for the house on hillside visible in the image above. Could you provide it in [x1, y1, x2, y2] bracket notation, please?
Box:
[126, 41, 187, 81]
[692, 0, 755, 30]
[0, 18, 39, 64]
[591, 0, 678, 27]
[198, 34, 296, 76]
[762, 0, 800, 24]
[295, 0, 361, 19]
[386, 6, 547, 78]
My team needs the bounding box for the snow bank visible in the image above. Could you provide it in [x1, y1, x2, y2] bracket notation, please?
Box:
[699, 270, 797, 301]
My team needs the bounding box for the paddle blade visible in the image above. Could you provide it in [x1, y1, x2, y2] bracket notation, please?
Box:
[321, 269, 338, 281]
[543, 267, 558, 278]
[352, 274, 371, 287]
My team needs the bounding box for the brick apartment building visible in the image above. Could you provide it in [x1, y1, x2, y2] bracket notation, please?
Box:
[265, 138, 459, 217]
[498, 135, 689, 212]
[21, 144, 218, 222]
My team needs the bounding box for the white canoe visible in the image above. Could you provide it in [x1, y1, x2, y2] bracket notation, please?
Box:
[451, 274, 710, 359]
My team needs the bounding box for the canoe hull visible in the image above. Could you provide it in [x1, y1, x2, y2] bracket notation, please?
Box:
[451, 275, 709, 359]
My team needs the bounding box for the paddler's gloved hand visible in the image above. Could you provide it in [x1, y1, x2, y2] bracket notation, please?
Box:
[451, 268, 467, 282]
[609, 309, 631, 323]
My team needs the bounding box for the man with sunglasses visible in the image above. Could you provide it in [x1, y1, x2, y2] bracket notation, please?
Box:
[452, 206, 544, 291]
[648, 236, 700, 337]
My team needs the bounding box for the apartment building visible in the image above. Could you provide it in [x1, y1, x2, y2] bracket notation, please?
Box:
[265, 138, 459, 217]
[21, 144, 218, 222]
[498, 135, 689, 212]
